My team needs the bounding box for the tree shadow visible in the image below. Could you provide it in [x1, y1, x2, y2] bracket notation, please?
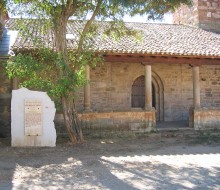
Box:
[0, 137, 220, 189]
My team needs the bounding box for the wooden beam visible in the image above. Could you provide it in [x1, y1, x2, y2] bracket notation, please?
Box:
[104, 55, 220, 65]
[105, 52, 220, 59]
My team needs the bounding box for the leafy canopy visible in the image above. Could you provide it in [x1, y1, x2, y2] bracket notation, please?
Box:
[6, 0, 192, 100]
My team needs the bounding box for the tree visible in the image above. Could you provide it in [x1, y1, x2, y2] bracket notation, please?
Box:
[0, 0, 6, 12]
[0, 0, 9, 28]
[5, 0, 192, 144]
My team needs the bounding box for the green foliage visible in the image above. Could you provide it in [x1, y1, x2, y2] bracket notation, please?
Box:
[5, 0, 192, 105]
[103, 20, 143, 42]
[6, 53, 43, 78]
[127, 0, 193, 20]
[6, 48, 102, 102]
[0, 0, 6, 11]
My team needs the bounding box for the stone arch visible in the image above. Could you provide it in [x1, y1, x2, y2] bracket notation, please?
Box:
[131, 71, 164, 121]
[152, 71, 164, 121]
[131, 75, 145, 108]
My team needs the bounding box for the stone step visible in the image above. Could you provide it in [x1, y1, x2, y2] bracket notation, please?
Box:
[155, 127, 220, 138]
[81, 125, 220, 140]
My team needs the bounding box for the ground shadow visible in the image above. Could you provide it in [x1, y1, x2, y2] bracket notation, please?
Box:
[0, 136, 220, 189]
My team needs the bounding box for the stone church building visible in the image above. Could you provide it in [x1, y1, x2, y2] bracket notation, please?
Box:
[0, 0, 220, 135]
[77, 0, 220, 131]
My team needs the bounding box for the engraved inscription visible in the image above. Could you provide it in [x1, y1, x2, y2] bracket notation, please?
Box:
[24, 99, 42, 136]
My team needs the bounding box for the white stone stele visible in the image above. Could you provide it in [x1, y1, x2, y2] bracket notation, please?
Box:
[11, 88, 56, 147]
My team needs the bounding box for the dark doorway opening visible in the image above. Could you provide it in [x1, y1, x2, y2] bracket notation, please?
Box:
[131, 75, 155, 108]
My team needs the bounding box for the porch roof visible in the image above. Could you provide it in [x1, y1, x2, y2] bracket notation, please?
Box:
[3, 19, 220, 58]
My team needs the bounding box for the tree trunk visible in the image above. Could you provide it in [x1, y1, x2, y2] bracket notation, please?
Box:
[53, 13, 84, 144]
[62, 96, 84, 143]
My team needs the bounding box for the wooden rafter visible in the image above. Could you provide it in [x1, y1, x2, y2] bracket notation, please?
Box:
[104, 54, 220, 65]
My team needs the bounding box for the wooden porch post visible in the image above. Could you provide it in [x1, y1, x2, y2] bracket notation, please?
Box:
[84, 65, 91, 111]
[192, 65, 201, 108]
[145, 64, 152, 110]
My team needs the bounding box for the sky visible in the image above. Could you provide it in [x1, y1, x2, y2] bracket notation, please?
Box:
[123, 13, 173, 24]
[9, 5, 173, 25]
[9, 13, 173, 25]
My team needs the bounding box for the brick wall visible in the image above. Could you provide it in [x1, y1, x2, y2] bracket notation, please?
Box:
[200, 65, 220, 107]
[76, 62, 220, 122]
[198, 0, 220, 32]
[173, 0, 220, 33]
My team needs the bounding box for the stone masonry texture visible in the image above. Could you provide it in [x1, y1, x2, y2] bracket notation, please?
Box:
[78, 110, 156, 132]
[194, 108, 220, 129]
[76, 62, 220, 122]
[0, 60, 220, 133]
[173, 0, 220, 33]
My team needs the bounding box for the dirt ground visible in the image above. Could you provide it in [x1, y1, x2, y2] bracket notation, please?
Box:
[0, 133, 220, 190]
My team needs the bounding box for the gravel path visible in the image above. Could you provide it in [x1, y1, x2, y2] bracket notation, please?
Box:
[0, 136, 220, 190]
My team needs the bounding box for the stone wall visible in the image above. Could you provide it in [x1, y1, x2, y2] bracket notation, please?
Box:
[78, 110, 156, 132]
[173, 0, 220, 33]
[0, 60, 219, 136]
[193, 108, 220, 129]
[198, 0, 220, 32]
[200, 65, 220, 107]
[76, 62, 220, 122]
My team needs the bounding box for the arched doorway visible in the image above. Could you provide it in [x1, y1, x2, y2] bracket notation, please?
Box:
[131, 75, 145, 108]
[131, 75, 156, 108]
[152, 72, 164, 121]
[131, 73, 164, 121]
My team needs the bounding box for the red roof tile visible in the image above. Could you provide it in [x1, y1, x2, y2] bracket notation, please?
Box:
[6, 19, 220, 57]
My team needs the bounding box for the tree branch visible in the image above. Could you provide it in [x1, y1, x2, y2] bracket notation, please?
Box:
[67, 0, 78, 17]
[65, 0, 78, 19]
[77, 0, 102, 53]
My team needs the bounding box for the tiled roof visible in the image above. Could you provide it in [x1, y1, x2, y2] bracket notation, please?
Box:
[3, 19, 220, 57]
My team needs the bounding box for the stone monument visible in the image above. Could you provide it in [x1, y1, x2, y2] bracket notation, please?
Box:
[11, 88, 56, 147]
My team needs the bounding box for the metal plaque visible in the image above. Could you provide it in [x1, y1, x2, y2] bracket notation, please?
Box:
[24, 99, 42, 136]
